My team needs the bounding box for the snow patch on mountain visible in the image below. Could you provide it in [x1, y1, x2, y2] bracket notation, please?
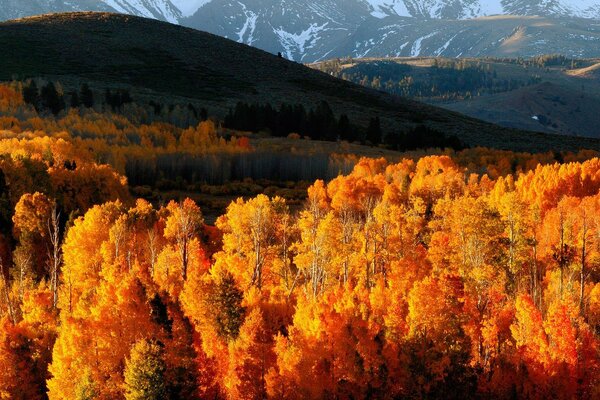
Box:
[477, 1, 504, 16]
[102, 0, 180, 22]
[434, 31, 462, 56]
[365, 0, 411, 18]
[170, 0, 212, 17]
[411, 30, 438, 56]
[567, 0, 600, 19]
[273, 23, 329, 60]
[236, 2, 257, 45]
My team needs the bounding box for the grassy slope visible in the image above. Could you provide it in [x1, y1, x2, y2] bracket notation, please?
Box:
[0, 12, 598, 152]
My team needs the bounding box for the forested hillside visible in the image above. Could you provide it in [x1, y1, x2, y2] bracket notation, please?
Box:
[312, 55, 600, 138]
[1, 77, 600, 399]
[1, 12, 599, 152]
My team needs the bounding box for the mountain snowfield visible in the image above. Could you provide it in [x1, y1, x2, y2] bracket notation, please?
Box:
[1, 0, 599, 61]
[170, 0, 211, 17]
[102, 0, 180, 22]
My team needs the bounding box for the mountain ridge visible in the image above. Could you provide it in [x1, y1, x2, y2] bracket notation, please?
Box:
[1, 1, 600, 61]
[3, 1, 599, 22]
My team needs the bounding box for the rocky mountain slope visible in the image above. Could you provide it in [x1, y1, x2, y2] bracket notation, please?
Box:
[1, 1, 600, 61]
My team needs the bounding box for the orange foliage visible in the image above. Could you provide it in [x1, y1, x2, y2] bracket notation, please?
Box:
[1, 85, 600, 399]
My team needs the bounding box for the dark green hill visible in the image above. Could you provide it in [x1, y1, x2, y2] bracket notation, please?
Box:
[1, 12, 598, 152]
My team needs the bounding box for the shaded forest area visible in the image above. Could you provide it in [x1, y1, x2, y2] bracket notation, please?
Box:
[1, 81, 596, 210]
[314, 57, 547, 102]
[224, 101, 466, 151]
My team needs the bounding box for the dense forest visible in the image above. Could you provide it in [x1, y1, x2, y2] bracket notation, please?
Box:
[0, 81, 600, 399]
[314, 58, 548, 102]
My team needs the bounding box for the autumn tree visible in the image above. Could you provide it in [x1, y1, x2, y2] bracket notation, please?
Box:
[124, 339, 168, 400]
[163, 199, 203, 281]
[406, 274, 475, 398]
[216, 195, 286, 291]
[12, 192, 54, 280]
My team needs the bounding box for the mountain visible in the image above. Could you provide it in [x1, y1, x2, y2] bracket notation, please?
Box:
[183, 1, 600, 61]
[311, 56, 600, 138]
[339, 15, 600, 60]
[1, 12, 598, 152]
[364, 1, 600, 20]
[0, 0, 180, 22]
[1, 1, 600, 61]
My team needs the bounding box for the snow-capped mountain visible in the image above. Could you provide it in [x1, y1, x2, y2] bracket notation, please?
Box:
[1, 0, 600, 61]
[181, 0, 600, 61]
[2, 1, 599, 24]
[182, 0, 373, 61]
[0, 0, 181, 22]
[102, 0, 181, 23]
[362, 1, 600, 20]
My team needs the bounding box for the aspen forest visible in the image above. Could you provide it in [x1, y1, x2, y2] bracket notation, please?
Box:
[0, 81, 600, 400]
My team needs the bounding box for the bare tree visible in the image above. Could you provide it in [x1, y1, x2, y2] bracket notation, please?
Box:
[0, 257, 16, 325]
[12, 249, 31, 302]
[47, 205, 62, 309]
[147, 227, 159, 278]
[174, 201, 201, 281]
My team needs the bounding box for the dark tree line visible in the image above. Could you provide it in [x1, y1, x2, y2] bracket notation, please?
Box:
[124, 151, 344, 187]
[387, 125, 466, 152]
[105, 88, 132, 111]
[149, 100, 208, 122]
[70, 83, 95, 109]
[224, 101, 465, 151]
[23, 81, 97, 115]
[23, 81, 66, 115]
[21, 80, 138, 115]
[224, 101, 364, 142]
[316, 59, 542, 101]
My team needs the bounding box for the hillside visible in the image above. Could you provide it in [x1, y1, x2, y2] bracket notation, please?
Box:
[445, 81, 600, 138]
[567, 62, 600, 78]
[0, 12, 598, 152]
[312, 56, 600, 138]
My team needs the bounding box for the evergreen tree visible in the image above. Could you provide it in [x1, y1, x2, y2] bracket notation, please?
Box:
[124, 339, 167, 400]
[199, 107, 208, 121]
[70, 91, 81, 108]
[22, 80, 39, 108]
[212, 272, 246, 341]
[80, 83, 94, 108]
[366, 116, 382, 145]
[40, 82, 65, 115]
[337, 114, 352, 141]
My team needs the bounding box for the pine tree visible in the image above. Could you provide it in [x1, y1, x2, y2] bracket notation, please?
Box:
[80, 83, 94, 108]
[366, 116, 382, 145]
[40, 82, 65, 115]
[22, 80, 39, 108]
[337, 114, 351, 141]
[70, 91, 81, 108]
[124, 339, 167, 400]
